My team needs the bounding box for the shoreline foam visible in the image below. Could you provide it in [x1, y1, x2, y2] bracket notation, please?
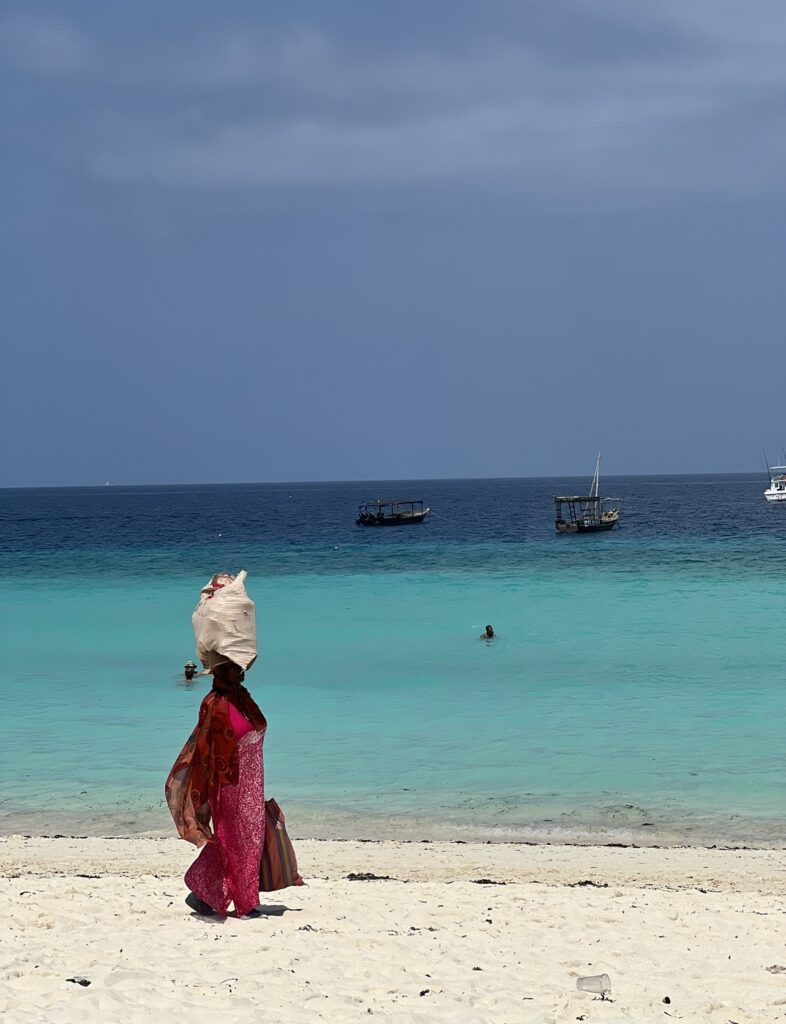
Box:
[3, 802, 785, 850]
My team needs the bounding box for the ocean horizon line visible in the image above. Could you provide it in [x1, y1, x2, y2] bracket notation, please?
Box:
[0, 469, 770, 492]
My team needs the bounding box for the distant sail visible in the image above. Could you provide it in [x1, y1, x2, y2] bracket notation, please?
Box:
[588, 453, 602, 499]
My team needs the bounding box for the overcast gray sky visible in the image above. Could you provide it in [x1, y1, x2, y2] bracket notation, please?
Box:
[2, 1, 784, 486]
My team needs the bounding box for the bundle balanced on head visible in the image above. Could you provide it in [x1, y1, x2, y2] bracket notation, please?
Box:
[164, 571, 302, 919]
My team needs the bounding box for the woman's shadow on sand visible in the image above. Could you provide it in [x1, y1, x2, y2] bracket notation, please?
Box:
[188, 903, 301, 922]
[255, 903, 299, 916]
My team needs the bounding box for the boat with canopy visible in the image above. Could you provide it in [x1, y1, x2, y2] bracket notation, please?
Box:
[356, 499, 431, 526]
[554, 454, 621, 533]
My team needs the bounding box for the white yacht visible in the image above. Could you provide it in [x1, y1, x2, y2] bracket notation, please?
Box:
[764, 466, 786, 502]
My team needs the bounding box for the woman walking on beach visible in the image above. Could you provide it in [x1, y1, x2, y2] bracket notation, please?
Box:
[165, 658, 267, 917]
[166, 571, 301, 916]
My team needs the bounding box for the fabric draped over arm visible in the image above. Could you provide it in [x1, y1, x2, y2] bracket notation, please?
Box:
[165, 693, 242, 847]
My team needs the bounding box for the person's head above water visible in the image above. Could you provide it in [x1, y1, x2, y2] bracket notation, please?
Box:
[484, 624, 494, 638]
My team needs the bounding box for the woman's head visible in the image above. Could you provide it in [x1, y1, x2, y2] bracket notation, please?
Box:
[210, 658, 266, 730]
[212, 660, 246, 685]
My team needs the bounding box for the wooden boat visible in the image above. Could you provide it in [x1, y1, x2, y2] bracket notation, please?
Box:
[555, 454, 620, 533]
[356, 499, 431, 526]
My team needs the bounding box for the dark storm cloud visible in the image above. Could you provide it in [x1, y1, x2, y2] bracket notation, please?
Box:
[4, 2, 786, 200]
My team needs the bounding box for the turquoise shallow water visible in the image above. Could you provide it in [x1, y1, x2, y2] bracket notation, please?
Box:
[1, 476, 784, 845]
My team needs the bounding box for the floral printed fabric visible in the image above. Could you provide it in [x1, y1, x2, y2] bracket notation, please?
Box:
[185, 731, 265, 916]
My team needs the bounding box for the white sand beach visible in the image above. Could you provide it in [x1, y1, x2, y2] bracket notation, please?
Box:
[1, 835, 784, 1023]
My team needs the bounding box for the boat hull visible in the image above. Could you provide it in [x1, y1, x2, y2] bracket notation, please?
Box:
[764, 490, 786, 502]
[356, 511, 430, 526]
[556, 518, 617, 534]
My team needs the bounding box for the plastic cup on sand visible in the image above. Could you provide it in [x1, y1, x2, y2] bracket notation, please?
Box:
[576, 974, 611, 998]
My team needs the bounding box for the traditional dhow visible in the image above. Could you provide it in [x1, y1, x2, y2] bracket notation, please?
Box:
[555, 454, 621, 533]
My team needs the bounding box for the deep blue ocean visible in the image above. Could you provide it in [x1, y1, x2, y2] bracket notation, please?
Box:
[1, 475, 784, 845]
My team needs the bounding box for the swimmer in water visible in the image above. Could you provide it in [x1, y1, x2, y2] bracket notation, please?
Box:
[480, 624, 495, 640]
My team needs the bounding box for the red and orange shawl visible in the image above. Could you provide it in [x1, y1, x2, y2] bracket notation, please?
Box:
[165, 682, 267, 846]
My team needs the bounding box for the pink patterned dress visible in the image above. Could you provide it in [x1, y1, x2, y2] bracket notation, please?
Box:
[184, 705, 266, 917]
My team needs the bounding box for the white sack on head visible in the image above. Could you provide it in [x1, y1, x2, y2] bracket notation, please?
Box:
[192, 570, 257, 671]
